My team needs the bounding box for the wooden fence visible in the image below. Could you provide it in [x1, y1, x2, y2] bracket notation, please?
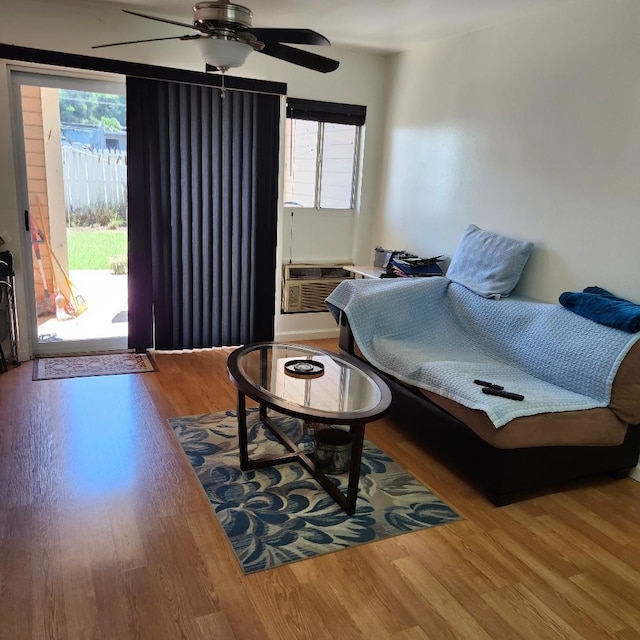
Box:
[62, 146, 127, 212]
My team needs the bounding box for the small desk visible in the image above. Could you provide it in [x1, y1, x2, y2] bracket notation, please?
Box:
[343, 265, 385, 279]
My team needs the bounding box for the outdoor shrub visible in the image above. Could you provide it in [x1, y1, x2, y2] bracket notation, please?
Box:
[109, 256, 128, 275]
[67, 202, 127, 228]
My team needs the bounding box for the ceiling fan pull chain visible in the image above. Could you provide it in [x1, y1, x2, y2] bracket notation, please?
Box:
[220, 73, 226, 99]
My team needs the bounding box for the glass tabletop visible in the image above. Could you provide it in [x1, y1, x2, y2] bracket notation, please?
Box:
[230, 343, 386, 418]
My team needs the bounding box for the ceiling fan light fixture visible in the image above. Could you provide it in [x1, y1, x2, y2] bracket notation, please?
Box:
[196, 37, 253, 70]
[97, 4, 339, 74]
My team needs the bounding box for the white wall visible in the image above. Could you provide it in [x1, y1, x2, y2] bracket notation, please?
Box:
[0, 0, 390, 356]
[0, 61, 25, 354]
[376, 0, 640, 305]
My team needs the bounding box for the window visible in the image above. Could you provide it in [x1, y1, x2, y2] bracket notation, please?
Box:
[284, 98, 366, 210]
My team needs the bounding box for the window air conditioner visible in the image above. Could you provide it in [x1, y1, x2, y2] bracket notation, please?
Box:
[282, 264, 353, 313]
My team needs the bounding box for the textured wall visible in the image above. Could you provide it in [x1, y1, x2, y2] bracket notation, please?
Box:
[376, 0, 640, 304]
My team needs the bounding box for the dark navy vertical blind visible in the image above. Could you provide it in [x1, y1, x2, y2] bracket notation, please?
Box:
[127, 78, 281, 350]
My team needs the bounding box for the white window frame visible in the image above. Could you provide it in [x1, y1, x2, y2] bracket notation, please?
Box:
[284, 98, 366, 212]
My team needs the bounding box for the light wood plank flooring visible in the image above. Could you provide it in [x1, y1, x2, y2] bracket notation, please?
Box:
[2, 339, 640, 639]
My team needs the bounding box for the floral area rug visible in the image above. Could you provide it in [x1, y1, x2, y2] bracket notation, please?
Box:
[169, 409, 462, 574]
[33, 352, 156, 380]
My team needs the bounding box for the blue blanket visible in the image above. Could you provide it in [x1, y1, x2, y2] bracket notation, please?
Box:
[559, 286, 640, 333]
[326, 278, 640, 428]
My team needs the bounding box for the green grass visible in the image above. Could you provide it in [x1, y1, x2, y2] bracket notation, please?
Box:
[67, 228, 127, 270]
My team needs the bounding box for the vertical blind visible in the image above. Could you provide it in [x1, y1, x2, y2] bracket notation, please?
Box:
[127, 78, 281, 351]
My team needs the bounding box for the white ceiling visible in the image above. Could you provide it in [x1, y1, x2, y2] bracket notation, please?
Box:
[54, 0, 574, 53]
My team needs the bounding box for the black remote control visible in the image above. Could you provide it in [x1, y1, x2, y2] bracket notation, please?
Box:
[473, 379, 504, 391]
[482, 387, 524, 401]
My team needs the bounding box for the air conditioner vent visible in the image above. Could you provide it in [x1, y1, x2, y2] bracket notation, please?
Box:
[282, 263, 353, 313]
[286, 265, 351, 280]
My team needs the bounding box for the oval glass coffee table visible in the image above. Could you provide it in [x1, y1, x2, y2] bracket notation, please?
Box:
[227, 342, 392, 515]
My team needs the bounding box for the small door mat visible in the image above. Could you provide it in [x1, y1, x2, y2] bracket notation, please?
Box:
[33, 352, 156, 381]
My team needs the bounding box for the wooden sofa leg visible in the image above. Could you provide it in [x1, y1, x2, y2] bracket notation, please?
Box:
[487, 492, 513, 507]
[609, 467, 633, 480]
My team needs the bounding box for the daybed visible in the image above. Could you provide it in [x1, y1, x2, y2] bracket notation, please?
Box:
[326, 226, 640, 505]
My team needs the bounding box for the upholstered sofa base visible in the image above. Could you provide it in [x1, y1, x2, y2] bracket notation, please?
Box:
[339, 319, 640, 506]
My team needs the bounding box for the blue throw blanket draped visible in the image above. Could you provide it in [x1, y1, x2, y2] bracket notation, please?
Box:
[559, 286, 640, 333]
[326, 278, 640, 428]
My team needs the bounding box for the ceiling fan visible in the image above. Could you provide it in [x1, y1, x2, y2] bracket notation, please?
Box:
[93, 1, 340, 74]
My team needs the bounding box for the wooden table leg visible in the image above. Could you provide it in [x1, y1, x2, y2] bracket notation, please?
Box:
[237, 391, 250, 470]
[237, 396, 367, 515]
[345, 422, 365, 514]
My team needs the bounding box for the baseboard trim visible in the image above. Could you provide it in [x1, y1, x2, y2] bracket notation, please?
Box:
[274, 328, 340, 342]
[629, 466, 640, 483]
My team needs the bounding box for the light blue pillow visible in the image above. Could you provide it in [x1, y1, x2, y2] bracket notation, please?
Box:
[446, 224, 533, 299]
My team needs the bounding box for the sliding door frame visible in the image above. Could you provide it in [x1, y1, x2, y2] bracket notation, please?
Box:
[10, 67, 129, 356]
[2, 44, 286, 357]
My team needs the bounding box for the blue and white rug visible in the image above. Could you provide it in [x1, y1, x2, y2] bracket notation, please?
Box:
[169, 409, 462, 574]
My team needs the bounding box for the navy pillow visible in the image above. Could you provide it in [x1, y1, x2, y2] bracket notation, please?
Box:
[559, 287, 640, 333]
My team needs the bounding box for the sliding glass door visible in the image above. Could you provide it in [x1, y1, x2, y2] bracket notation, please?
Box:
[11, 71, 128, 355]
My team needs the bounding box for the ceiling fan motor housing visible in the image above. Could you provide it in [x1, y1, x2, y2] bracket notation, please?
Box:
[193, 2, 253, 30]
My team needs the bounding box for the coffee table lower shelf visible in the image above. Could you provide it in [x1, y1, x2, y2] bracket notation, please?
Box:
[237, 396, 365, 515]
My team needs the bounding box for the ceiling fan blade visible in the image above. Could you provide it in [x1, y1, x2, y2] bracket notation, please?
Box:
[122, 9, 205, 32]
[250, 28, 330, 46]
[92, 35, 200, 49]
[260, 42, 339, 73]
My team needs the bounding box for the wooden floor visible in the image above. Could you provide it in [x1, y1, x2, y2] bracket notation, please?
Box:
[2, 339, 640, 639]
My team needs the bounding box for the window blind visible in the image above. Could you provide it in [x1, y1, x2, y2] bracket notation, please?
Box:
[286, 97, 366, 126]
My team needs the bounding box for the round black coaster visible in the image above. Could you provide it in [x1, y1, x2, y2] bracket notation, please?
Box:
[284, 359, 325, 378]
